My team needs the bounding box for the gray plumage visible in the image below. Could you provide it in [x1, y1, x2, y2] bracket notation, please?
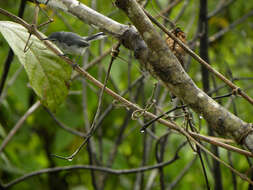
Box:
[46, 31, 106, 55]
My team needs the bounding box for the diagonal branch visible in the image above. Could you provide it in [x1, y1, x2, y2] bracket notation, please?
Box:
[114, 0, 253, 152]
[29, 0, 253, 105]
[0, 101, 41, 153]
[1, 5, 253, 183]
[4, 0, 253, 154]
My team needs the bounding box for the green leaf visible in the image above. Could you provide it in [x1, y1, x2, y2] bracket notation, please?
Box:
[0, 21, 72, 111]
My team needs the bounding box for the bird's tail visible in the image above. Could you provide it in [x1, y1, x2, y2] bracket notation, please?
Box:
[84, 32, 106, 42]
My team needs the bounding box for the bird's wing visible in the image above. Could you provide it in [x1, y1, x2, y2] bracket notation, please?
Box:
[64, 32, 90, 47]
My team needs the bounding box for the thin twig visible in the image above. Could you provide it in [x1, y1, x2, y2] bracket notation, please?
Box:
[1, 7, 253, 184]
[187, 116, 210, 190]
[0, 101, 41, 153]
[141, 105, 187, 131]
[141, 91, 236, 131]
[82, 19, 100, 190]
[207, 0, 235, 19]
[52, 43, 121, 161]
[144, 9, 253, 106]
[167, 156, 197, 190]
[45, 108, 86, 137]
[174, 0, 190, 23]
[155, 131, 173, 190]
[85, 49, 111, 70]
[155, 0, 182, 19]
[189, 131, 253, 158]
[209, 10, 253, 43]
[0, 66, 23, 103]
[3, 153, 180, 189]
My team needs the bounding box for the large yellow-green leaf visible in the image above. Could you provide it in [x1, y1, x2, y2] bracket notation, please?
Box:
[0, 21, 72, 111]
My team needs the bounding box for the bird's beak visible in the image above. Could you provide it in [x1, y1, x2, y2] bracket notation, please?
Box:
[42, 38, 54, 41]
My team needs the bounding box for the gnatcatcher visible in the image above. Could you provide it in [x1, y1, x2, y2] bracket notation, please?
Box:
[45, 31, 106, 55]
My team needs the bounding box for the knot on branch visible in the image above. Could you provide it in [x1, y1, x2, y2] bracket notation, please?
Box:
[111, 41, 121, 59]
[27, 24, 37, 35]
[120, 27, 147, 59]
[111, 48, 119, 58]
[232, 87, 241, 96]
[237, 123, 253, 144]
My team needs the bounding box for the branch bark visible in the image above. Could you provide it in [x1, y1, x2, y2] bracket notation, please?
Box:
[2, 1, 253, 184]
[21, 0, 253, 153]
[114, 0, 253, 152]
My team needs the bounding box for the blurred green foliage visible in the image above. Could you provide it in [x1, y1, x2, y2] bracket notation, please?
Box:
[0, 0, 253, 189]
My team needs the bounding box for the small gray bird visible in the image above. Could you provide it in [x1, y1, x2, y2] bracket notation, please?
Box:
[45, 31, 106, 55]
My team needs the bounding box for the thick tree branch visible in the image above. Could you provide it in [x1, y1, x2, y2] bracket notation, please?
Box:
[114, 0, 253, 152]
[29, 0, 128, 36]
[1, 4, 253, 183]
[16, 0, 253, 153]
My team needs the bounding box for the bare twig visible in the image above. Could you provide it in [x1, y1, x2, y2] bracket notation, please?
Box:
[207, 0, 235, 19]
[187, 115, 210, 190]
[141, 105, 187, 131]
[209, 10, 253, 43]
[189, 131, 253, 158]
[156, 0, 183, 19]
[53, 43, 121, 161]
[84, 49, 111, 70]
[3, 154, 180, 189]
[144, 9, 253, 106]
[174, 0, 190, 23]
[1, 5, 253, 184]
[0, 101, 41, 153]
[167, 156, 197, 190]
[45, 108, 86, 137]
[0, 66, 23, 103]
[114, 0, 253, 183]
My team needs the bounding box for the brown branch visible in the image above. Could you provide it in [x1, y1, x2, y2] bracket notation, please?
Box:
[22, 1, 253, 149]
[53, 43, 121, 161]
[144, 9, 253, 106]
[189, 131, 253, 158]
[114, 0, 253, 153]
[114, 0, 253, 183]
[1, 3, 253, 184]
[3, 154, 179, 189]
